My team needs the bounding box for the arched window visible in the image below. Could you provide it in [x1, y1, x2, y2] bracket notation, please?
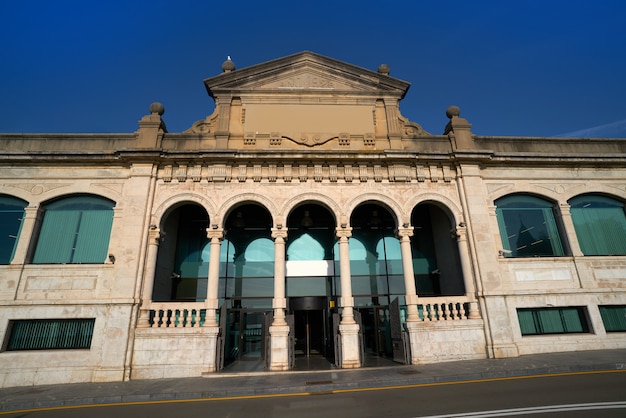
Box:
[32, 195, 115, 264]
[569, 195, 626, 255]
[0, 195, 27, 264]
[348, 204, 402, 305]
[219, 204, 274, 305]
[152, 203, 209, 301]
[287, 233, 325, 261]
[172, 205, 210, 300]
[286, 233, 330, 297]
[411, 203, 464, 296]
[242, 238, 274, 277]
[495, 195, 565, 258]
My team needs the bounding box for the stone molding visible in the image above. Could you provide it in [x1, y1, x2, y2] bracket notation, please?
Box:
[158, 161, 457, 184]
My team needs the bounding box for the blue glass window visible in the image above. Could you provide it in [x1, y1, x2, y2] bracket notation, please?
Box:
[348, 232, 404, 302]
[219, 237, 274, 299]
[569, 195, 626, 256]
[517, 307, 589, 335]
[32, 196, 115, 264]
[599, 305, 626, 332]
[171, 205, 210, 301]
[496, 195, 565, 257]
[0, 196, 27, 264]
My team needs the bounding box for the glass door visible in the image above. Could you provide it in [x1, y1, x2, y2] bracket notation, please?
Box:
[294, 309, 326, 357]
[224, 309, 265, 364]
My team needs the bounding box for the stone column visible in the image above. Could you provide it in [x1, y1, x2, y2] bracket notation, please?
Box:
[336, 226, 361, 368]
[396, 227, 420, 323]
[397, 226, 423, 365]
[205, 227, 224, 326]
[138, 228, 161, 327]
[558, 203, 583, 256]
[204, 227, 224, 373]
[10, 205, 39, 264]
[454, 225, 480, 319]
[269, 227, 290, 370]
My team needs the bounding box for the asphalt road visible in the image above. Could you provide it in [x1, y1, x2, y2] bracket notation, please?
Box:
[2, 370, 625, 418]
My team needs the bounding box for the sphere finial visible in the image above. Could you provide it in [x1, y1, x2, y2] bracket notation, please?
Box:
[377, 63, 390, 75]
[222, 56, 236, 72]
[446, 105, 461, 119]
[149, 102, 165, 116]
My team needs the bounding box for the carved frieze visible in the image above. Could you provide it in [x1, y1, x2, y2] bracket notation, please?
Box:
[244, 132, 256, 146]
[486, 182, 514, 195]
[184, 111, 218, 134]
[288, 134, 336, 147]
[269, 132, 282, 146]
[1, 183, 73, 195]
[255, 69, 356, 91]
[604, 183, 626, 192]
[157, 162, 457, 184]
[400, 115, 431, 137]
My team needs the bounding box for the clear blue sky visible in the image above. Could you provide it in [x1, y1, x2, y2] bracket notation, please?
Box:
[1, 1, 625, 138]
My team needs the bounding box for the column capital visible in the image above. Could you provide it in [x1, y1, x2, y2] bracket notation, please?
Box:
[396, 226, 414, 239]
[558, 202, 572, 216]
[335, 226, 352, 239]
[24, 205, 40, 214]
[206, 227, 225, 241]
[452, 225, 468, 241]
[271, 227, 288, 241]
[147, 228, 162, 245]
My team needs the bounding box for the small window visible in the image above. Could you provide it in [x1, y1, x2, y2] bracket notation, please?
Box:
[32, 196, 115, 264]
[569, 195, 626, 256]
[0, 195, 27, 264]
[517, 307, 589, 335]
[599, 305, 626, 332]
[4, 319, 95, 351]
[495, 195, 565, 258]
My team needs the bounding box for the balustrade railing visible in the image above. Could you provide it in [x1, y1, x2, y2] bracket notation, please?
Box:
[141, 297, 474, 329]
[144, 302, 208, 328]
[417, 297, 470, 321]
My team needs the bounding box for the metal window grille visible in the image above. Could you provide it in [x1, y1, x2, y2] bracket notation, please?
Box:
[5, 319, 95, 351]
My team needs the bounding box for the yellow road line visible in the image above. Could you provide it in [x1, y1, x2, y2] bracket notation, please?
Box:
[1, 369, 624, 415]
[332, 369, 626, 393]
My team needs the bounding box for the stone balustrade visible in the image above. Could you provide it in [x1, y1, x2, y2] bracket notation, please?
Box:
[417, 296, 471, 321]
[145, 302, 208, 328]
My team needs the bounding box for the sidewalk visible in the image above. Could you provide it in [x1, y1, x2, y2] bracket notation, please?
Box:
[1, 349, 624, 412]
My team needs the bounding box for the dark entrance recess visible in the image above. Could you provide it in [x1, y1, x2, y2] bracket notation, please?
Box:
[290, 296, 329, 358]
[358, 306, 392, 358]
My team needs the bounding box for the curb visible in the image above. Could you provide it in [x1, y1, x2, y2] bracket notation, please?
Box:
[2, 362, 625, 413]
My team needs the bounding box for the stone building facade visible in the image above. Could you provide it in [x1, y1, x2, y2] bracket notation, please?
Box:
[1, 51, 625, 387]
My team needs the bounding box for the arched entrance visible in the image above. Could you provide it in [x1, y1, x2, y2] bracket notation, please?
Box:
[219, 204, 274, 368]
[153, 203, 210, 302]
[411, 203, 464, 296]
[349, 203, 404, 360]
[286, 204, 337, 365]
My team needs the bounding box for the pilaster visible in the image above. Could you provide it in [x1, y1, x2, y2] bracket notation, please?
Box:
[454, 225, 480, 319]
[135, 102, 167, 149]
[444, 106, 474, 150]
[138, 228, 161, 327]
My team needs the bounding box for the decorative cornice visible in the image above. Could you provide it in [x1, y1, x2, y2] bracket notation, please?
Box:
[157, 161, 457, 184]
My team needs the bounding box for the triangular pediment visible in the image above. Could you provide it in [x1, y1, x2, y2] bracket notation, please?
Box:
[252, 65, 369, 92]
[204, 51, 410, 98]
